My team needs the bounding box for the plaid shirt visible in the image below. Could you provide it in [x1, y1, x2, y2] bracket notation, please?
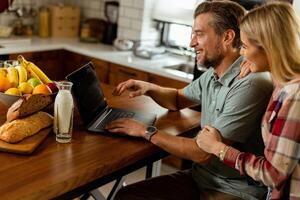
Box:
[224, 81, 300, 200]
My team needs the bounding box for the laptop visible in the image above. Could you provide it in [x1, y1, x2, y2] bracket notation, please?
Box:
[65, 62, 157, 133]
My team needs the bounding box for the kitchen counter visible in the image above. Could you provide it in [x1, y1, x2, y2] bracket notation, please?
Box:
[0, 37, 193, 82]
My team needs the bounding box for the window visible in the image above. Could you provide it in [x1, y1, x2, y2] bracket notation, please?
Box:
[152, 0, 199, 26]
[160, 22, 192, 50]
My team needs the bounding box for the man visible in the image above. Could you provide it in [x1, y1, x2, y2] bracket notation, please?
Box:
[107, 1, 273, 199]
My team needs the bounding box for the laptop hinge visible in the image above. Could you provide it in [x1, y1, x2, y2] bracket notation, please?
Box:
[89, 106, 112, 128]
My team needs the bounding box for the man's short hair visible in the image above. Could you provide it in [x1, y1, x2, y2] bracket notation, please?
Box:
[194, 1, 246, 48]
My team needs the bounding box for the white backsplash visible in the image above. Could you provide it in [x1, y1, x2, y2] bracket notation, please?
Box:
[118, 0, 159, 42]
[0, 0, 158, 43]
[0, 0, 62, 26]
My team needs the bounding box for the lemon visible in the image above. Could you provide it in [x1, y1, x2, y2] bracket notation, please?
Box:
[18, 82, 33, 94]
[4, 88, 22, 96]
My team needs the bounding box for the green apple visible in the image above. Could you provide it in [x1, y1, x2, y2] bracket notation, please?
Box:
[27, 77, 42, 88]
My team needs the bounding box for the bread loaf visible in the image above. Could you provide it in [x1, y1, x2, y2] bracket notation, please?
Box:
[6, 94, 52, 122]
[0, 111, 53, 143]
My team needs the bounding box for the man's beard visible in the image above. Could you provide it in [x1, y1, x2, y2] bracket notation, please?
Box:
[199, 43, 225, 69]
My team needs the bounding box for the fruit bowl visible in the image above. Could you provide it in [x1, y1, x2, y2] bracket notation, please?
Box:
[0, 92, 20, 108]
[0, 92, 57, 109]
[0, 55, 57, 109]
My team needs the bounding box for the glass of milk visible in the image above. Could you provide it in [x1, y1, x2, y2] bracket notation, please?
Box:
[54, 81, 74, 143]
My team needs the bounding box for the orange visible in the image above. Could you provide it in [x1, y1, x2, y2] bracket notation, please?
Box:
[0, 76, 12, 92]
[32, 84, 51, 95]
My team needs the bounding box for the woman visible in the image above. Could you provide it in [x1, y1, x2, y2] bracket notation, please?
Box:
[196, 2, 300, 200]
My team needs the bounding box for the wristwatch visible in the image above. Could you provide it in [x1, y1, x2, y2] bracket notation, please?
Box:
[145, 126, 158, 141]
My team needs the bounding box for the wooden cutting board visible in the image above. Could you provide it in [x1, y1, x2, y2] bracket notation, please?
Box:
[0, 127, 52, 154]
[0, 99, 53, 155]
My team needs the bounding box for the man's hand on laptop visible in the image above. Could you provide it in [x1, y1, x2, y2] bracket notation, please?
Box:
[112, 79, 152, 98]
[106, 118, 147, 138]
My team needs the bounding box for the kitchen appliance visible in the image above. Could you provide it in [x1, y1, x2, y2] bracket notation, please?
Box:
[102, 1, 119, 44]
[133, 45, 167, 59]
[80, 18, 106, 43]
[113, 38, 134, 51]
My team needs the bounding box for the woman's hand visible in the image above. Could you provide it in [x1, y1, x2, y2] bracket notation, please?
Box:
[196, 126, 224, 155]
[238, 59, 254, 79]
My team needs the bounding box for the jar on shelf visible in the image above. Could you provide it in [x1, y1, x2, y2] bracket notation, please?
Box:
[38, 7, 50, 38]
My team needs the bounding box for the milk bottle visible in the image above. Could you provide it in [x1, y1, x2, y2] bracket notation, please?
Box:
[54, 81, 74, 143]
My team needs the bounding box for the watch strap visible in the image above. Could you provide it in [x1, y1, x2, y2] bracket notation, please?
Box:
[219, 145, 230, 161]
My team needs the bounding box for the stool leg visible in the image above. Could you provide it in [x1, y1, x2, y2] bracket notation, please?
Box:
[107, 176, 126, 200]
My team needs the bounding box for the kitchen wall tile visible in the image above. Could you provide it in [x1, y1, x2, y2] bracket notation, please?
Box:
[83, 1, 91, 9]
[119, 18, 131, 28]
[118, 27, 124, 38]
[121, 0, 134, 7]
[131, 19, 142, 31]
[119, 6, 125, 17]
[117, 0, 159, 42]
[124, 7, 140, 19]
[90, 0, 101, 10]
[0, 0, 158, 44]
[132, 0, 144, 9]
[123, 28, 140, 40]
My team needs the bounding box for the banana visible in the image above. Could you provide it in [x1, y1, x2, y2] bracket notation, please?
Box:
[26, 66, 42, 81]
[7, 66, 19, 87]
[28, 62, 52, 84]
[18, 55, 52, 84]
[16, 65, 27, 84]
[18, 55, 42, 82]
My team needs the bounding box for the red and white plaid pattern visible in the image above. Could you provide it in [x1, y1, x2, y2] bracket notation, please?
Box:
[224, 82, 300, 200]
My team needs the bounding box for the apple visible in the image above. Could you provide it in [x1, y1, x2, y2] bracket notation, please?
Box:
[27, 78, 42, 88]
[47, 82, 58, 93]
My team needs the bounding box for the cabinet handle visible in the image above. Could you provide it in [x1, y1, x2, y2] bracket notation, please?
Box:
[119, 69, 137, 77]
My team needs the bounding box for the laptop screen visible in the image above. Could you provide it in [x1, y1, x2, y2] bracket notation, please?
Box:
[66, 62, 108, 126]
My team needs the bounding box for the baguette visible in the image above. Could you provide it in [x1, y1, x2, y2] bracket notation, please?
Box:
[6, 94, 52, 122]
[0, 111, 53, 143]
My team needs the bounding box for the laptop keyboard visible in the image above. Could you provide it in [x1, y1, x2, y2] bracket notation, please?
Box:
[96, 110, 135, 129]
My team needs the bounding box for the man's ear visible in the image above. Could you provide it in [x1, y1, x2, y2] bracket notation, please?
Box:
[223, 29, 236, 46]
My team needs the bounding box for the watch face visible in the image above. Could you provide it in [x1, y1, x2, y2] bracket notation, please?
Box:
[147, 126, 157, 133]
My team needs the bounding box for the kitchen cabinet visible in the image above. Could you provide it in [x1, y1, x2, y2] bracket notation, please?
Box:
[90, 57, 109, 83]
[9, 50, 188, 89]
[109, 63, 148, 86]
[108, 63, 187, 88]
[62, 51, 109, 83]
[148, 74, 187, 89]
[11, 50, 109, 83]
[62, 51, 90, 78]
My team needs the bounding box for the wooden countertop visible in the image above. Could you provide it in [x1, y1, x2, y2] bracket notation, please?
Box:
[0, 84, 201, 199]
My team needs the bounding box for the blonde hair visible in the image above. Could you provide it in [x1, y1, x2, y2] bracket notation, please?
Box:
[240, 2, 300, 85]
